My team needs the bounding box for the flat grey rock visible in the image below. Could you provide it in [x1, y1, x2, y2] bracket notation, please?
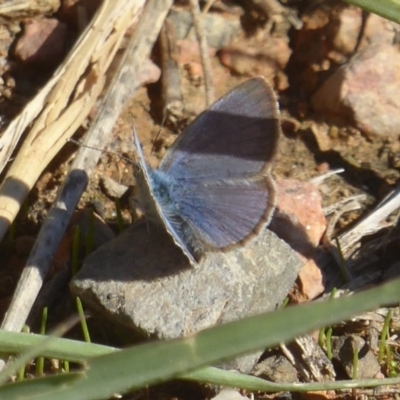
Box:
[71, 221, 302, 372]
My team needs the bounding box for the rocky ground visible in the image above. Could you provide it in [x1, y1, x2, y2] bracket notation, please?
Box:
[0, 0, 399, 399]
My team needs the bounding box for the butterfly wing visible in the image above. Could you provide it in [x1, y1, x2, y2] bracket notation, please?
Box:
[160, 77, 279, 180]
[168, 175, 275, 249]
[134, 77, 280, 260]
[159, 77, 280, 251]
[133, 130, 198, 263]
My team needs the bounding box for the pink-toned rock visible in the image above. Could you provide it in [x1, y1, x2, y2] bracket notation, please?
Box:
[328, 6, 362, 57]
[327, 6, 397, 59]
[176, 39, 216, 65]
[316, 162, 330, 173]
[270, 178, 326, 255]
[137, 59, 161, 86]
[360, 12, 399, 50]
[297, 256, 324, 301]
[218, 38, 291, 88]
[269, 179, 326, 300]
[185, 61, 204, 82]
[291, 3, 399, 94]
[312, 43, 400, 138]
[13, 18, 67, 65]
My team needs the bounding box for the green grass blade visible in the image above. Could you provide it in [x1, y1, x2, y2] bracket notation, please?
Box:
[0, 278, 399, 399]
[0, 332, 117, 364]
[35, 307, 48, 376]
[183, 367, 400, 392]
[343, 0, 400, 24]
[0, 373, 84, 398]
[76, 297, 91, 343]
[378, 308, 393, 364]
[0, 316, 80, 385]
[72, 226, 81, 276]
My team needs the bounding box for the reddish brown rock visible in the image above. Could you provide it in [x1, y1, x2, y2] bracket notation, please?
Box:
[270, 179, 326, 301]
[312, 43, 400, 138]
[296, 256, 324, 301]
[219, 38, 291, 89]
[291, 3, 398, 94]
[359, 12, 399, 50]
[176, 39, 216, 65]
[328, 6, 362, 57]
[13, 18, 68, 66]
[271, 178, 326, 254]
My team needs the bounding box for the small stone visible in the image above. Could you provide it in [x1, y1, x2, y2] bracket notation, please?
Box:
[252, 355, 299, 383]
[329, 5, 362, 56]
[71, 222, 302, 373]
[101, 176, 129, 199]
[312, 43, 400, 139]
[271, 178, 327, 254]
[13, 18, 67, 66]
[176, 39, 216, 65]
[185, 61, 204, 83]
[310, 123, 332, 152]
[269, 179, 326, 300]
[219, 38, 291, 88]
[331, 335, 381, 379]
[136, 59, 161, 87]
[168, 10, 240, 49]
[212, 389, 250, 400]
[388, 151, 400, 169]
[297, 256, 324, 301]
[316, 162, 330, 173]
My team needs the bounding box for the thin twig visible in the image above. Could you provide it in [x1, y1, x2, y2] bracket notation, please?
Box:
[337, 184, 400, 257]
[159, 19, 184, 127]
[0, 1, 142, 241]
[1, 0, 173, 338]
[202, 0, 216, 14]
[188, 0, 215, 105]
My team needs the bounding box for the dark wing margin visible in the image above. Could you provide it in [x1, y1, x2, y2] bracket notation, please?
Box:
[170, 176, 276, 250]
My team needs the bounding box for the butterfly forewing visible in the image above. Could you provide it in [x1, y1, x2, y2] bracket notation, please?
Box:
[160, 78, 279, 180]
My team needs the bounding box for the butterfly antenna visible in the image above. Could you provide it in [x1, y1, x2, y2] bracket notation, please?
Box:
[68, 138, 134, 165]
[150, 105, 171, 155]
[150, 128, 163, 156]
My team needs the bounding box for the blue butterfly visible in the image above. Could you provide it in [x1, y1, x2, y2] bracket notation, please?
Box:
[134, 77, 280, 264]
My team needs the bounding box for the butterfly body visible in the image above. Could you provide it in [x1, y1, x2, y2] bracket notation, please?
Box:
[134, 77, 280, 264]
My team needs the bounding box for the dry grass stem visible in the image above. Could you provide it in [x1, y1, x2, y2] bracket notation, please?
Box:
[1, 0, 174, 339]
[0, 0, 145, 242]
[188, 0, 215, 105]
